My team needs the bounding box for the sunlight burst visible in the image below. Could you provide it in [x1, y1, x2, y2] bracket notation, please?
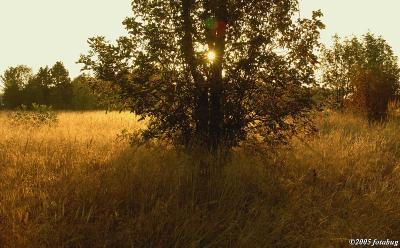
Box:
[207, 50, 216, 62]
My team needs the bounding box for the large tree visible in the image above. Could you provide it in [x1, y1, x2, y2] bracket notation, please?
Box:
[80, 0, 324, 151]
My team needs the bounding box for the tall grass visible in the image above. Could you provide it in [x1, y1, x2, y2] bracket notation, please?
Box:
[0, 111, 399, 247]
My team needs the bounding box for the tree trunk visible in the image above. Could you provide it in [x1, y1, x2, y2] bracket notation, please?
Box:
[205, 0, 227, 152]
[181, 0, 210, 146]
[196, 89, 210, 145]
[182, 0, 228, 151]
[209, 65, 223, 151]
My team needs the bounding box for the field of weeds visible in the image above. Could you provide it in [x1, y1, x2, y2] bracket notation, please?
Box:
[0, 111, 399, 247]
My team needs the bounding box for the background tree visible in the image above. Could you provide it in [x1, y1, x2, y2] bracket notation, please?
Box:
[321, 33, 400, 120]
[1, 65, 33, 108]
[80, 0, 324, 151]
[71, 75, 100, 110]
[320, 35, 363, 108]
[49, 62, 73, 109]
[23, 66, 52, 106]
[1, 63, 101, 110]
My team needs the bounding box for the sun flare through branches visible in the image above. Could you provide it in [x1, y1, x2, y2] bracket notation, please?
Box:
[206, 50, 216, 62]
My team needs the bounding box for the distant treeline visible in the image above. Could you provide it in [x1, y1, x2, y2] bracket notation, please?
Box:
[0, 62, 101, 110]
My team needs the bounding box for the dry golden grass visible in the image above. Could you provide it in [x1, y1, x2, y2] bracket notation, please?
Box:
[1, 111, 400, 247]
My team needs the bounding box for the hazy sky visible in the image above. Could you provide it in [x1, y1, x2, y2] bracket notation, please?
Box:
[0, 0, 131, 80]
[0, 0, 399, 80]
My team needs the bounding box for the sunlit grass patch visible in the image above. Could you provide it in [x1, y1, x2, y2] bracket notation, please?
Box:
[0, 111, 400, 247]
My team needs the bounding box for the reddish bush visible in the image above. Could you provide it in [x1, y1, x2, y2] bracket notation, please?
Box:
[348, 68, 396, 121]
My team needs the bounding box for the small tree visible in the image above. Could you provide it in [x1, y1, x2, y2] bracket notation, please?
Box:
[80, 0, 324, 151]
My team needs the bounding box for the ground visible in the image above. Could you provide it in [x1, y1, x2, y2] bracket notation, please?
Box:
[0, 111, 399, 247]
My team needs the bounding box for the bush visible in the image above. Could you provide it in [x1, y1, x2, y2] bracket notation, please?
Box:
[8, 103, 58, 127]
[348, 68, 396, 121]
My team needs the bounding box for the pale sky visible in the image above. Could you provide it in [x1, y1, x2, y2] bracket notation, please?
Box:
[0, 0, 131, 81]
[300, 0, 400, 51]
[0, 0, 399, 81]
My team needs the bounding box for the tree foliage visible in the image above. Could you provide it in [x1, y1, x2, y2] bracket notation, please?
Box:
[23, 66, 52, 106]
[1, 62, 100, 110]
[1, 65, 33, 108]
[49, 62, 73, 109]
[80, 0, 324, 150]
[320, 35, 363, 108]
[321, 33, 400, 120]
[71, 75, 101, 110]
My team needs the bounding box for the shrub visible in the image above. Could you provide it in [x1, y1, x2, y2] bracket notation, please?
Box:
[348, 68, 397, 121]
[8, 103, 58, 127]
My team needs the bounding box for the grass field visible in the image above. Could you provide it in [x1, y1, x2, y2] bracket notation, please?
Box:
[1, 111, 400, 247]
